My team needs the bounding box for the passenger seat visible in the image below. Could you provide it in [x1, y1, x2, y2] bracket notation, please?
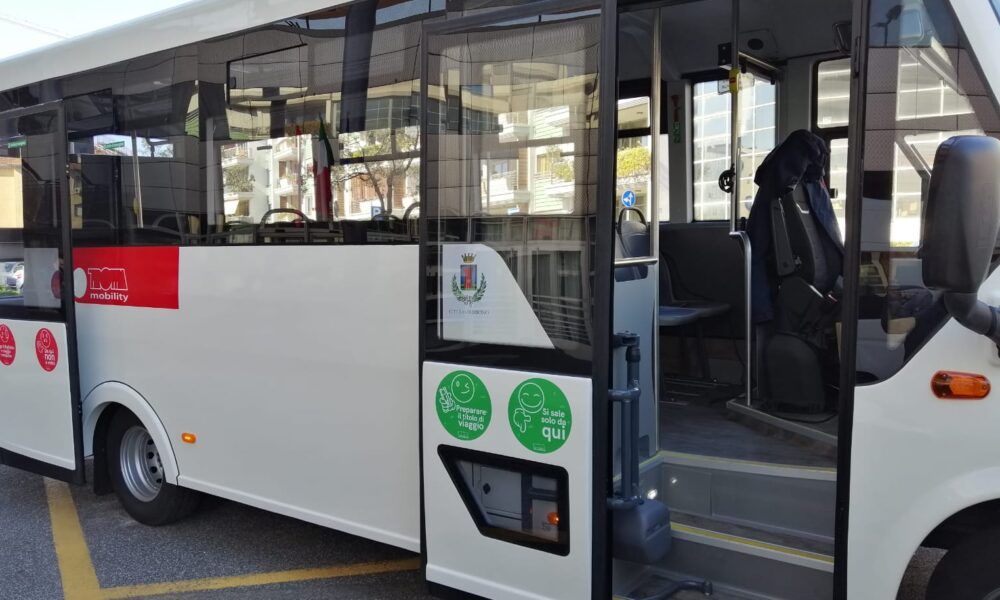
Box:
[615, 208, 729, 379]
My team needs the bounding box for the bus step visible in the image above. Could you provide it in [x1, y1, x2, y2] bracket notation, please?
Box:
[658, 518, 834, 600]
[653, 451, 836, 544]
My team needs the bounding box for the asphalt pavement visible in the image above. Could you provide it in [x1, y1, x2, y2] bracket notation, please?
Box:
[0, 463, 940, 599]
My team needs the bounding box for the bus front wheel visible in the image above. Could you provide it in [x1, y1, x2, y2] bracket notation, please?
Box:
[927, 529, 1000, 600]
[107, 409, 201, 525]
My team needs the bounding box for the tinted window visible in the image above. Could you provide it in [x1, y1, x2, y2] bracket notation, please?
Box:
[0, 108, 67, 319]
[199, 1, 440, 245]
[424, 8, 603, 375]
[856, 0, 1000, 382]
[65, 47, 201, 246]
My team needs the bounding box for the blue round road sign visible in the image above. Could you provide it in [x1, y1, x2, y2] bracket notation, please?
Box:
[622, 190, 636, 207]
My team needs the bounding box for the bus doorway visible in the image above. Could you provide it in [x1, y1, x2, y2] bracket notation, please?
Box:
[609, 0, 852, 598]
[0, 102, 85, 484]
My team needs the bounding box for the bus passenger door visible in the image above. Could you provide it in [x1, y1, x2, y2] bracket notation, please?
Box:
[0, 102, 85, 484]
[419, 2, 617, 599]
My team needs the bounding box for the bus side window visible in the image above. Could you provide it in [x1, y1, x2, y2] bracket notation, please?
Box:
[65, 67, 201, 247]
[202, 3, 429, 246]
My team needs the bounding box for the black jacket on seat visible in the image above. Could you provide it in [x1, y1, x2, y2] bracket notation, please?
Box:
[746, 130, 844, 324]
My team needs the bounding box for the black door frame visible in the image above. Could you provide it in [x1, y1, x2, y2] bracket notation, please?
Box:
[833, 0, 870, 596]
[0, 100, 85, 485]
[417, 1, 619, 597]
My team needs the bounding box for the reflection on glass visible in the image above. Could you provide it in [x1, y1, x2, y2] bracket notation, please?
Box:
[426, 9, 601, 370]
[855, 0, 1000, 382]
[0, 113, 63, 313]
[692, 77, 777, 221]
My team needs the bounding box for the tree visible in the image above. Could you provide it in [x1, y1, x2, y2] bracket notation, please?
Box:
[335, 126, 419, 216]
[616, 145, 651, 188]
[223, 165, 255, 193]
[544, 145, 574, 182]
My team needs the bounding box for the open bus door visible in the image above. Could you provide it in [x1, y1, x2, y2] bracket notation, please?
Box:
[418, 1, 621, 598]
[0, 102, 85, 485]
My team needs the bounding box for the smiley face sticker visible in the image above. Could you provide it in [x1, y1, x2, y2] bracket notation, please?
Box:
[435, 370, 491, 440]
[508, 378, 571, 454]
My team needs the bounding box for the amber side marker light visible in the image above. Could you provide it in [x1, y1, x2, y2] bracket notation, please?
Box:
[931, 371, 991, 399]
[181, 432, 197, 444]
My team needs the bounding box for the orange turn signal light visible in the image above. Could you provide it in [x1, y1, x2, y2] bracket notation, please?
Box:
[181, 432, 197, 444]
[547, 512, 560, 526]
[931, 371, 990, 400]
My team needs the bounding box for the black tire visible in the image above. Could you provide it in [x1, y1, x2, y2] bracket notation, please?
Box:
[927, 529, 1000, 600]
[107, 409, 201, 526]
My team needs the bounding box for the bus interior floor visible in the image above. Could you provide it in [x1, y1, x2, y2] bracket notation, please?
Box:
[659, 397, 837, 469]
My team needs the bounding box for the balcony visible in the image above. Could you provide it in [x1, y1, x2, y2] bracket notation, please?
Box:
[221, 146, 252, 168]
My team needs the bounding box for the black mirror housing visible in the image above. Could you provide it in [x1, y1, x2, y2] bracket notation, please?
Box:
[921, 135, 1000, 294]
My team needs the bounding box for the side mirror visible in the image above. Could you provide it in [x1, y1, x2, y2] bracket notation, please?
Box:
[921, 135, 1000, 342]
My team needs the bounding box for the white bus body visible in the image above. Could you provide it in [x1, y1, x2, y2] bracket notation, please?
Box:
[0, 1, 998, 599]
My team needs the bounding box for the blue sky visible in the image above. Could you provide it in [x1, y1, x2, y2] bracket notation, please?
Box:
[0, 0, 196, 59]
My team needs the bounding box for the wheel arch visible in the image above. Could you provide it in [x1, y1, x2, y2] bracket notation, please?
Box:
[888, 467, 1000, 596]
[82, 382, 179, 490]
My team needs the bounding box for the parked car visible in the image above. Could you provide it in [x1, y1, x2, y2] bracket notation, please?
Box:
[4, 262, 23, 292]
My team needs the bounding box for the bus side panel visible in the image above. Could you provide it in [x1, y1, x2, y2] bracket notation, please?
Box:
[0, 320, 76, 471]
[74, 245, 421, 551]
[848, 273, 1000, 598]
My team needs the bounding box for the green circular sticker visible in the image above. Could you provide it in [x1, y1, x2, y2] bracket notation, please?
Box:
[508, 378, 572, 453]
[435, 371, 491, 440]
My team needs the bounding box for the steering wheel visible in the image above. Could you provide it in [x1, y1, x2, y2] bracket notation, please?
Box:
[718, 166, 735, 193]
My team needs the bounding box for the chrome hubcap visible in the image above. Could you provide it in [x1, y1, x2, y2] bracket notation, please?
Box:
[119, 426, 163, 502]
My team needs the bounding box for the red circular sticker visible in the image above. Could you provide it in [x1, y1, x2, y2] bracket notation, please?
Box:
[35, 328, 58, 372]
[0, 324, 15, 366]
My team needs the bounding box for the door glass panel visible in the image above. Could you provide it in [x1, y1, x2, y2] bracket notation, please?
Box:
[0, 109, 65, 318]
[856, 0, 1000, 382]
[424, 6, 602, 375]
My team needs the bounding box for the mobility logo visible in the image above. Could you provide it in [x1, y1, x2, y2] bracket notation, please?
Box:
[84, 267, 129, 303]
[73, 247, 179, 309]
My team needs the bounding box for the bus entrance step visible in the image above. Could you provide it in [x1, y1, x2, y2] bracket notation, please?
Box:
[656, 518, 834, 600]
[654, 451, 836, 544]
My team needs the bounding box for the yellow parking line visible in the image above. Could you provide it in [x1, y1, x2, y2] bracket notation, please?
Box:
[43, 475, 420, 599]
[44, 478, 102, 600]
[101, 557, 422, 598]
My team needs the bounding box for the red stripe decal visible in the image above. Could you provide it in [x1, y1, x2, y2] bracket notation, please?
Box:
[72, 247, 179, 309]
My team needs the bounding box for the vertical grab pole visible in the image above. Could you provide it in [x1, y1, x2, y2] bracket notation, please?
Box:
[728, 0, 753, 406]
[649, 6, 663, 451]
[728, 0, 741, 232]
